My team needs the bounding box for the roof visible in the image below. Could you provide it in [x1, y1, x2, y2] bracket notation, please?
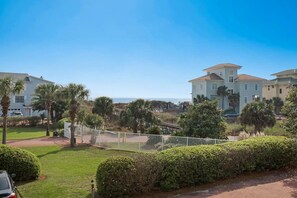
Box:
[189, 73, 224, 82]
[235, 74, 265, 81]
[0, 72, 53, 83]
[203, 63, 242, 72]
[272, 69, 297, 76]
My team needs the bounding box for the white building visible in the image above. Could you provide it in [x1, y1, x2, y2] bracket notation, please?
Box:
[0, 72, 53, 116]
[189, 63, 264, 112]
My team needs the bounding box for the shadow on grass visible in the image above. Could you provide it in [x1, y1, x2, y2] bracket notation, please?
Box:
[37, 144, 97, 158]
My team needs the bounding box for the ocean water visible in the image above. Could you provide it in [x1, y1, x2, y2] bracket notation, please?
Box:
[112, 98, 191, 104]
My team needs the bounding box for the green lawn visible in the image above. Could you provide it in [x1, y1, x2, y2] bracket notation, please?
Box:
[0, 127, 47, 141]
[18, 145, 131, 198]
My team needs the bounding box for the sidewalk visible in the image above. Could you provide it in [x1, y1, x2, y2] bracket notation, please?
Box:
[136, 169, 297, 198]
[170, 169, 297, 198]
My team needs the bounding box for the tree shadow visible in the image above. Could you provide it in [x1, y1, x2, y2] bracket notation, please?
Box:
[282, 170, 297, 198]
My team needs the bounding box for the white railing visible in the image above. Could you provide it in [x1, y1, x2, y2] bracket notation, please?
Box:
[64, 122, 233, 152]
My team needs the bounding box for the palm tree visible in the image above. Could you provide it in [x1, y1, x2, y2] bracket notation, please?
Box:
[63, 83, 89, 147]
[240, 101, 276, 133]
[0, 77, 24, 144]
[193, 94, 209, 104]
[228, 93, 240, 112]
[92, 96, 114, 121]
[272, 97, 284, 114]
[32, 84, 60, 136]
[217, 86, 229, 110]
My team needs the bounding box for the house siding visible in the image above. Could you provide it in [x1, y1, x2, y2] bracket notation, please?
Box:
[0, 73, 53, 116]
[190, 64, 264, 113]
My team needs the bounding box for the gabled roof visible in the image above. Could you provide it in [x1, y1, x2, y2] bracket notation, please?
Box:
[235, 74, 265, 81]
[0, 72, 53, 83]
[272, 69, 297, 76]
[189, 73, 224, 82]
[203, 63, 242, 72]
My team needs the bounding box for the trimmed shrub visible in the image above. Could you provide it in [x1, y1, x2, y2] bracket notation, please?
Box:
[96, 154, 161, 198]
[57, 117, 71, 129]
[159, 136, 297, 190]
[96, 136, 297, 197]
[96, 156, 136, 198]
[0, 145, 41, 181]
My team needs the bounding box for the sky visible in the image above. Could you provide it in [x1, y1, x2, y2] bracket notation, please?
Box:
[0, 0, 296, 99]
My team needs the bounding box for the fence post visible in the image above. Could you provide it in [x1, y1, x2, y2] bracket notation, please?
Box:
[118, 132, 120, 149]
[90, 180, 95, 198]
[215, 139, 217, 144]
[161, 135, 164, 151]
[98, 129, 100, 145]
[186, 137, 189, 146]
[138, 133, 141, 151]
[81, 125, 83, 143]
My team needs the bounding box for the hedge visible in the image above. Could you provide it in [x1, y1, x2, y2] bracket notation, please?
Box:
[96, 136, 297, 197]
[0, 145, 41, 181]
[96, 154, 161, 198]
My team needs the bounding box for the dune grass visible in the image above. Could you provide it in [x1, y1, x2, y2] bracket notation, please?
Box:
[0, 127, 48, 141]
[17, 145, 131, 198]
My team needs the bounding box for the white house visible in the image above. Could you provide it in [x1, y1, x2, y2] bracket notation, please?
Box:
[0, 72, 53, 116]
[189, 63, 264, 112]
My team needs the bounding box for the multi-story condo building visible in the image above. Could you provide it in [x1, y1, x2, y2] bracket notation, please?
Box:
[263, 69, 297, 101]
[0, 72, 53, 116]
[189, 63, 264, 112]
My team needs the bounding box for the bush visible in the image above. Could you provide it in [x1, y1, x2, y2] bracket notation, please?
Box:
[57, 117, 71, 129]
[0, 145, 41, 181]
[159, 136, 297, 190]
[96, 136, 297, 197]
[28, 116, 40, 127]
[96, 157, 136, 198]
[96, 154, 161, 198]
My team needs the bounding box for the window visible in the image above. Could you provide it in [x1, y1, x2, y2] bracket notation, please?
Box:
[244, 97, 248, 103]
[272, 85, 274, 88]
[15, 96, 24, 103]
[219, 72, 223, 76]
[212, 83, 217, 90]
[255, 84, 258, 90]
[268, 85, 270, 91]
[252, 95, 255, 100]
[245, 84, 248, 90]
[229, 70, 234, 83]
[228, 89, 234, 94]
[280, 89, 282, 94]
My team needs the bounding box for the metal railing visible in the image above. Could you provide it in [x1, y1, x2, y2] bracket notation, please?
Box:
[64, 122, 232, 152]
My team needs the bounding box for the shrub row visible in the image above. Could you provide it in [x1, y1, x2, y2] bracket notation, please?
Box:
[0, 145, 41, 181]
[96, 136, 297, 197]
[0, 116, 42, 127]
[96, 154, 161, 198]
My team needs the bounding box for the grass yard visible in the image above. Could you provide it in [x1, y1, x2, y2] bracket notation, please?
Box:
[18, 145, 131, 198]
[0, 127, 48, 141]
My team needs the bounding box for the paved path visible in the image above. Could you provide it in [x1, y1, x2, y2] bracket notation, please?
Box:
[7, 137, 70, 147]
[171, 169, 297, 198]
[137, 169, 297, 198]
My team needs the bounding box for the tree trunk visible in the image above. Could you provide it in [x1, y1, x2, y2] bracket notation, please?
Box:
[70, 120, 75, 147]
[70, 100, 77, 147]
[222, 97, 225, 110]
[1, 96, 10, 144]
[46, 105, 51, 136]
[2, 115, 7, 144]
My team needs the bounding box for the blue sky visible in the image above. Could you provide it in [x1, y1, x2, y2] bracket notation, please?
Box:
[0, 0, 296, 99]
